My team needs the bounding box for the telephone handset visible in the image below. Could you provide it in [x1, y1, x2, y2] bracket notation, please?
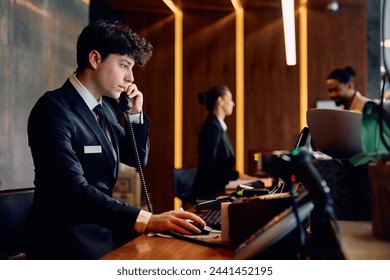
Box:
[119, 92, 153, 213]
[119, 92, 132, 111]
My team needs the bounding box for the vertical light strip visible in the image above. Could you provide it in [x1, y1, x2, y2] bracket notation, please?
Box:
[281, 0, 297, 65]
[231, 0, 245, 172]
[299, 0, 308, 129]
[163, 0, 183, 169]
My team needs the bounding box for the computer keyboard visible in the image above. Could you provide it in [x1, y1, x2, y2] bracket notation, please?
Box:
[200, 209, 221, 230]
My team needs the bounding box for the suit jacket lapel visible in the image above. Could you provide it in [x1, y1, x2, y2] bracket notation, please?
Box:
[209, 113, 235, 157]
[223, 131, 235, 157]
[65, 81, 118, 176]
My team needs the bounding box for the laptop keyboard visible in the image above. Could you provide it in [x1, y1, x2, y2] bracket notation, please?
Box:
[200, 209, 221, 230]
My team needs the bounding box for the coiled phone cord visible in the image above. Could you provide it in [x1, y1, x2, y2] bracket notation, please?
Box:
[119, 93, 153, 213]
[122, 112, 153, 213]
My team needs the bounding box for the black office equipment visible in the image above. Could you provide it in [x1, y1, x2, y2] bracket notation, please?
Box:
[233, 188, 270, 197]
[195, 189, 278, 233]
[199, 209, 222, 230]
[195, 197, 233, 211]
[195, 186, 269, 212]
[234, 149, 345, 259]
[234, 200, 314, 260]
[240, 180, 265, 189]
[294, 126, 310, 149]
[195, 185, 271, 231]
[188, 222, 212, 235]
[228, 193, 296, 247]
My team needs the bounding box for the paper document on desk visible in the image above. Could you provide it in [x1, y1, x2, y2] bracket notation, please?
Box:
[225, 178, 273, 190]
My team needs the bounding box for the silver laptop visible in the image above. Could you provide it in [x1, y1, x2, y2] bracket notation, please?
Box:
[306, 108, 363, 158]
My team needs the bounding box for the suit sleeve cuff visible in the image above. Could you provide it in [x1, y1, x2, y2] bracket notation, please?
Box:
[128, 111, 143, 124]
[133, 209, 152, 234]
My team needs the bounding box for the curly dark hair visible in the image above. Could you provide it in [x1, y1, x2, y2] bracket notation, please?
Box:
[76, 19, 153, 73]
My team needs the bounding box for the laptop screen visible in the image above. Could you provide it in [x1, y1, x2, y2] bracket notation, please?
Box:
[306, 108, 363, 158]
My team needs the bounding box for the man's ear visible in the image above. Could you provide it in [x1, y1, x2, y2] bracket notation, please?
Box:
[89, 50, 101, 69]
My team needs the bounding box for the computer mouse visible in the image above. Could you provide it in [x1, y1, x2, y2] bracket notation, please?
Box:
[189, 221, 212, 235]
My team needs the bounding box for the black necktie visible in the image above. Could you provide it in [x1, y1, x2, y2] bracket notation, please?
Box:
[93, 104, 109, 135]
[93, 104, 118, 166]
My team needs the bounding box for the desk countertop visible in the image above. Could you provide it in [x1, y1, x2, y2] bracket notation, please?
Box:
[340, 220, 390, 260]
[101, 220, 390, 260]
[101, 234, 234, 260]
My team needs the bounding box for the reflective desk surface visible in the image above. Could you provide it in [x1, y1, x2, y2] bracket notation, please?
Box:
[101, 220, 390, 260]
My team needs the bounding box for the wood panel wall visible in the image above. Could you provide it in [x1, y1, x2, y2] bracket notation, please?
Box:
[101, 0, 368, 212]
[116, 10, 177, 213]
[182, 10, 237, 168]
[307, 2, 367, 108]
[243, 5, 300, 157]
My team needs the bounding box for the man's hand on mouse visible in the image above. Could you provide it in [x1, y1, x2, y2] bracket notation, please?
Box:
[146, 210, 206, 235]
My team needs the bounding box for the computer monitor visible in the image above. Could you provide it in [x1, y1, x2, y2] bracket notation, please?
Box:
[306, 108, 363, 158]
[233, 200, 313, 259]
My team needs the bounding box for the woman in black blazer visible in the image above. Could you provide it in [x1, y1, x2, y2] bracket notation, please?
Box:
[191, 86, 259, 201]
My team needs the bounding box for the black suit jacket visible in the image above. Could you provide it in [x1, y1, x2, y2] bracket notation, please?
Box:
[191, 113, 239, 199]
[26, 80, 150, 259]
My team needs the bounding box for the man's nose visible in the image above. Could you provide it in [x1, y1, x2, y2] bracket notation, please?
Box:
[125, 71, 134, 84]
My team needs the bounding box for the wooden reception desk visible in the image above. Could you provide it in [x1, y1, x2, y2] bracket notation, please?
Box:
[101, 220, 390, 260]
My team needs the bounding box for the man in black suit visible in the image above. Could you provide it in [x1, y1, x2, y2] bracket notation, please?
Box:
[26, 20, 205, 259]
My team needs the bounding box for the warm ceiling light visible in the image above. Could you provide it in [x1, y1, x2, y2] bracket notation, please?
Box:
[327, 0, 339, 12]
[231, 0, 243, 10]
[162, 0, 181, 14]
[281, 0, 297, 66]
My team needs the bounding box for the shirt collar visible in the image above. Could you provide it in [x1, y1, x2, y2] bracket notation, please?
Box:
[69, 73, 101, 110]
[217, 117, 227, 131]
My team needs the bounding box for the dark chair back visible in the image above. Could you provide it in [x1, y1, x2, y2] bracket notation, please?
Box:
[173, 168, 197, 203]
[0, 187, 34, 259]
